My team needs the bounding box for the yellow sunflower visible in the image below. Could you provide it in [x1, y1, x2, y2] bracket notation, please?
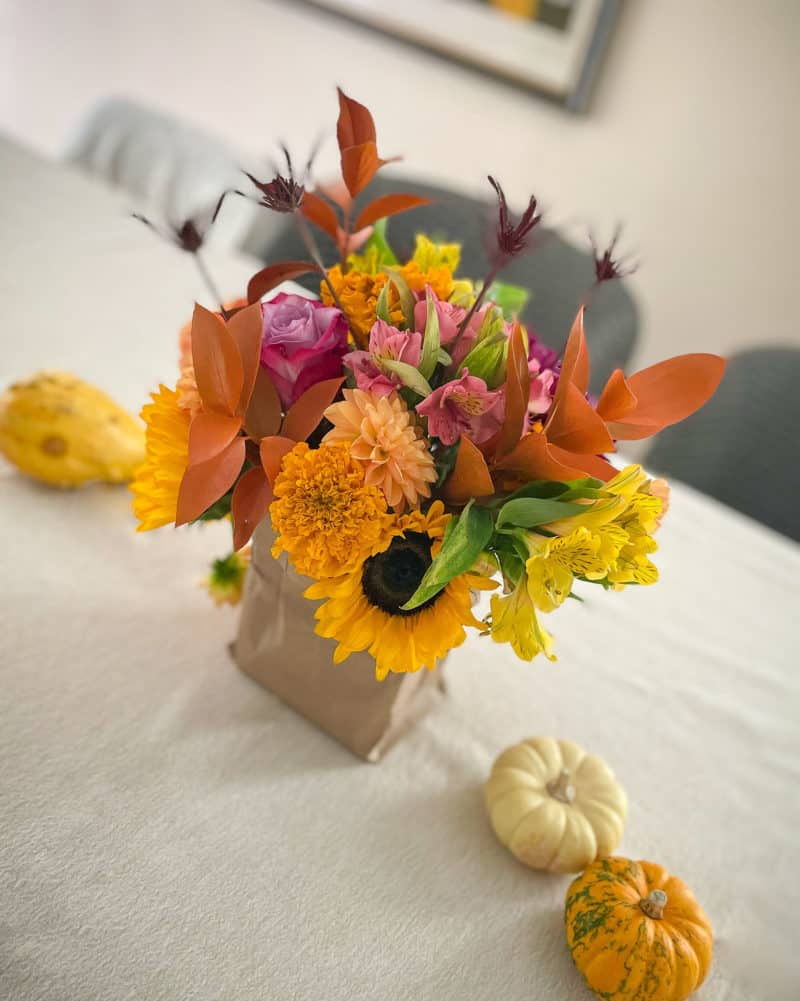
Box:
[270, 442, 392, 579]
[304, 500, 495, 680]
[130, 384, 190, 531]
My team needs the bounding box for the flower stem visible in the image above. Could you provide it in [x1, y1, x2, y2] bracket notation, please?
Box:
[194, 251, 230, 320]
[450, 261, 503, 358]
[293, 212, 348, 317]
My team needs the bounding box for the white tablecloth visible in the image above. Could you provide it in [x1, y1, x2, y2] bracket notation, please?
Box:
[2, 138, 799, 1001]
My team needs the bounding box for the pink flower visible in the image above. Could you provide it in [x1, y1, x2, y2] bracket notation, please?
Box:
[528, 357, 557, 420]
[260, 293, 348, 408]
[413, 288, 488, 366]
[344, 320, 422, 397]
[416, 369, 505, 446]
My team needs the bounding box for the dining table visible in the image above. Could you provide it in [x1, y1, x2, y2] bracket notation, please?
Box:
[1, 134, 798, 1001]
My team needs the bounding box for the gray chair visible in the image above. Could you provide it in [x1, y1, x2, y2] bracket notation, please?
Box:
[645, 348, 800, 542]
[250, 174, 639, 395]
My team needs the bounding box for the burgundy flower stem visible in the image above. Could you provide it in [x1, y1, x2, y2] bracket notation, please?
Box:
[194, 251, 230, 321]
[293, 211, 349, 318]
[448, 261, 503, 359]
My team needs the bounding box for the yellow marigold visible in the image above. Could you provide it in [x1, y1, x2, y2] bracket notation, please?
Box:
[323, 389, 437, 512]
[321, 262, 455, 348]
[130, 384, 190, 531]
[270, 441, 391, 579]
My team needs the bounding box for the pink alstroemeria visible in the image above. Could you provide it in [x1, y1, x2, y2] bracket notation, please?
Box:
[413, 288, 489, 367]
[416, 369, 505, 446]
[344, 320, 422, 397]
[528, 357, 557, 421]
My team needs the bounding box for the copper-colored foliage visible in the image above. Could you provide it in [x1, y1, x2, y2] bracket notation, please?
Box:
[190, 304, 243, 416]
[487, 321, 529, 461]
[260, 436, 295, 487]
[336, 89, 387, 197]
[301, 191, 340, 241]
[231, 466, 273, 550]
[247, 261, 317, 304]
[354, 193, 430, 231]
[244, 368, 282, 441]
[176, 437, 246, 526]
[281, 377, 344, 444]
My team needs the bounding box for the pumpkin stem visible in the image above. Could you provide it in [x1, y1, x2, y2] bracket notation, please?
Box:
[546, 769, 576, 804]
[640, 890, 668, 920]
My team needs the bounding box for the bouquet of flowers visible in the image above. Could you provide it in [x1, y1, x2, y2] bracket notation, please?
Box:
[131, 90, 724, 685]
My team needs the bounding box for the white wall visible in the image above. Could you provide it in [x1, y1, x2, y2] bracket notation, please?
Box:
[1, 0, 797, 367]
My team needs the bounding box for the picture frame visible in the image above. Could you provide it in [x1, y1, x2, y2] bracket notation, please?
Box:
[297, 0, 621, 112]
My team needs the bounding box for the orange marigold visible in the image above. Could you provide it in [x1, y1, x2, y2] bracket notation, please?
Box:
[321, 263, 454, 348]
[270, 442, 392, 579]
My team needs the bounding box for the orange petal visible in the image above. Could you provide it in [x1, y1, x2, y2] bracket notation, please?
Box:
[495, 431, 589, 483]
[596, 368, 637, 422]
[245, 368, 282, 440]
[441, 437, 494, 505]
[545, 382, 615, 455]
[282, 377, 344, 443]
[260, 436, 295, 487]
[227, 303, 264, 416]
[610, 353, 726, 440]
[231, 466, 273, 550]
[546, 444, 618, 482]
[488, 321, 529, 460]
[354, 193, 430, 231]
[552, 308, 590, 418]
[187, 412, 242, 467]
[175, 437, 245, 526]
[190, 304, 243, 416]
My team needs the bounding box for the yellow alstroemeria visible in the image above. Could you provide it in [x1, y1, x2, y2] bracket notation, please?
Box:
[622, 491, 664, 535]
[607, 531, 659, 588]
[604, 464, 649, 499]
[543, 493, 627, 536]
[488, 581, 556, 662]
[411, 234, 461, 273]
[525, 526, 619, 612]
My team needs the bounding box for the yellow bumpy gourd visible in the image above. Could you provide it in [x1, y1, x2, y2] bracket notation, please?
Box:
[0, 371, 145, 487]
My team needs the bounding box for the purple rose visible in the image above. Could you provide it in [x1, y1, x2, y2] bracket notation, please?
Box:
[260, 293, 349, 408]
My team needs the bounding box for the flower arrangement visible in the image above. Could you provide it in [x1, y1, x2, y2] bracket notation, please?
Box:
[131, 90, 725, 681]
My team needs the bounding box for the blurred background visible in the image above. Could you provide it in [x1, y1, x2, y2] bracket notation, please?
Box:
[1, 0, 798, 533]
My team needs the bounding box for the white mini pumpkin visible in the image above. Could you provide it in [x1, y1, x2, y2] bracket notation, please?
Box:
[485, 737, 627, 874]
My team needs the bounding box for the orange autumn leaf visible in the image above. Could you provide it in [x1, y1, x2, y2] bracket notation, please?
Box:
[354, 193, 430, 231]
[227, 303, 264, 417]
[441, 436, 494, 505]
[231, 466, 273, 550]
[191, 304, 243, 416]
[546, 382, 614, 455]
[281, 377, 344, 443]
[187, 412, 242, 467]
[176, 437, 246, 526]
[341, 142, 386, 198]
[301, 191, 340, 241]
[245, 368, 282, 441]
[260, 436, 295, 487]
[247, 261, 317, 304]
[596, 367, 637, 422]
[336, 87, 377, 150]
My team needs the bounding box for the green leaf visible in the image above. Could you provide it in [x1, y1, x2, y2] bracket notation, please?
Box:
[496, 497, 586, 530]
[384, 267, 415, 328]
[458, 334, 508, 388]
[379, 358, 432, 397]
[437, 348, 452, 365]
[402, 501, 494, 610]
[486, 281, 530, 320]
[433, 441, 460, 487]
[375, 280, 391, 323]
[487, 480, 568, 508]
[192, 488, 234, 523]
[418, 288, 441, 380]
[363, 218, 399, 268]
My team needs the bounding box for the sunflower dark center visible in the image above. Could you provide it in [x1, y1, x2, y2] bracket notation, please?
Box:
[361, 532, 438, 616]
